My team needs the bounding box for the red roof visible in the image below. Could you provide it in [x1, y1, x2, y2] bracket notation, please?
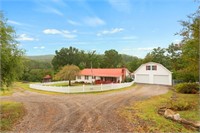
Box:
[43, 75, 51, 79]
[79, 68, 126, 77]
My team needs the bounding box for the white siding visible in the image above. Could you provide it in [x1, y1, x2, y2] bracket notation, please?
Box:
[135, 74, 149, 83]
[153, 75, 170, 85]
[76, 75, 95, 83]
[134, 62, 172, 85]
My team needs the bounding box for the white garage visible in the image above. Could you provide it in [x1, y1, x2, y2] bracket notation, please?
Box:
[134, 62, 172, 85]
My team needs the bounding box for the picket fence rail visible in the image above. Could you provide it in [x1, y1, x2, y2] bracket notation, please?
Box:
[29, 81, 134, 93]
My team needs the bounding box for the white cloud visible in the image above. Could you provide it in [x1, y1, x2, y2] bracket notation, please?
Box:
[108, 0, 131, 13]
[84, 17, 105, 27]
[43, 29, 61, 34]
[122, 36, 138, 40]
[97, 28, 124, 36]
[7, 20, 22, 25]
[35, 2, 63, 16]
[173, 39, 181, 44]
[137, 47, 154, 51]
[16, 34, 38, 41]
[34, 46, 45, 49]
[47, 7, 63, 16]
[121, 47, 155, 52]
[43, 29, 76, 39]
[67, 20, 81, 26]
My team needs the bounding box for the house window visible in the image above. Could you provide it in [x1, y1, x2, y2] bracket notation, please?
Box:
[92, 76, 96, 79]
[77, 76, 81, 79]
[146, 65, 151, 70]
[152, 65, 157, 70]
[85, 76, 89, 80]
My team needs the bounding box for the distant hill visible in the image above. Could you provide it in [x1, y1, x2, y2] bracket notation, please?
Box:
[26, 55, 54, 62]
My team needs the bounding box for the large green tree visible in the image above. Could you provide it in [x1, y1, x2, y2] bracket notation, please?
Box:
[103, 49, 122, 68]
[0, 12, 24, 87]
[143, 47, 170, 69]
[52, 46, 83, 70]
[176, 7, 199, 82]
[54, 65, 80, 86]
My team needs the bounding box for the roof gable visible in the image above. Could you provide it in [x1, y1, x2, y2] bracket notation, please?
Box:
[134, 62, 172, 74]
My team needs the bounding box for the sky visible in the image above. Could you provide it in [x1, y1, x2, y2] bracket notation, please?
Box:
[0, 0, 198, 58]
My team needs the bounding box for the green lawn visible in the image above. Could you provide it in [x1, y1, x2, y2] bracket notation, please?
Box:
[15, 82, 65, 95]
[120, 90, 199, 132]
[0, 101, 25, 131]
[47, 82, 85, 87]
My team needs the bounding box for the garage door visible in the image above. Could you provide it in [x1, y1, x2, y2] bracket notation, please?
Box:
[136, 74, 149, 83]
[153, 75, 169, 85]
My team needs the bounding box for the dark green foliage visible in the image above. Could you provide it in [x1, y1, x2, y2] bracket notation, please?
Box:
[26, 55, 54, 62]
[20, 58, 53, 82]
[175, 82, 199, 94]
[52, 47, 102, 70]
[103, 49, 122, 68]
[124, 76, 133, 82]
[0, 12, 24, 87]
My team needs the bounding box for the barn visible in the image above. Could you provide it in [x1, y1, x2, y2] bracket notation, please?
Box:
[134, 62, 172, 85]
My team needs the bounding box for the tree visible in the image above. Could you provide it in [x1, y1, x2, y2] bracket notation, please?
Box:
[176, 6, 199, 82]
[127, 57, 143, 72]
[143, 47, 169, 69]
[103, 49, 122, 68]
[0, 12, 24, 88]
[52, 47, 82, 70]
[54, 65, 80, 86]
[166, 43, 182, 71]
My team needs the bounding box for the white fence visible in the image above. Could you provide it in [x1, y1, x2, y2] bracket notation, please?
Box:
[29, 81, 134, 93]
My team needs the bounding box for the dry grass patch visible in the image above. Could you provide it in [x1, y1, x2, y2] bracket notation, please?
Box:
[0, 101, 25, 131]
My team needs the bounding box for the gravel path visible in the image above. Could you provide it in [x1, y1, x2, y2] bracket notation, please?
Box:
[0, 84, 169, 132]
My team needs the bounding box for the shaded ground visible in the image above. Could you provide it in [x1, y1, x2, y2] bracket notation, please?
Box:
[0, 84, 169, 132]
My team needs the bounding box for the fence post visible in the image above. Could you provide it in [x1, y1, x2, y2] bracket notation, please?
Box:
[68, 86, 70, 93]
[101, 83, 102, 91]
[111, 83, 113, 89]
[83, 85, 85, 92]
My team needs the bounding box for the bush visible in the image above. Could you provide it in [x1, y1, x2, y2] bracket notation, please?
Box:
[175, 82, 199, 94]
[125, 77, 133, 82]
[168, 100, 191, 111]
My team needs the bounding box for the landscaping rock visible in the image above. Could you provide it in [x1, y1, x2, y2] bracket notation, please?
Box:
[164, 109, 180, 120]
[158, 107, 200, 131]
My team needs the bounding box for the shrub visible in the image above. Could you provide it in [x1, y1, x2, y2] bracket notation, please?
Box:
[175, 82, 199, 94]
[168, 100, 191, 111]
[125, 77, 133, 82]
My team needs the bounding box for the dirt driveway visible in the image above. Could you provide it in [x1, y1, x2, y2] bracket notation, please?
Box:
[0, 84, 169, 132]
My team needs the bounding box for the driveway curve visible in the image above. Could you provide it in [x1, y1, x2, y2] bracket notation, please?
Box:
[0, 84, 170, 132]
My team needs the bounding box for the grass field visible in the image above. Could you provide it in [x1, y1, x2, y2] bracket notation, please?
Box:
[0, 101, 25, 131]
[120, 90, 199, 132]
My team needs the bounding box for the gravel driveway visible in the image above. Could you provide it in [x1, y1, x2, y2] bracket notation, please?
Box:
[0, 84, 169, 132]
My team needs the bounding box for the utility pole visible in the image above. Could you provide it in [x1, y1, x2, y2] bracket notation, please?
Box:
[91, 61, 94, 85]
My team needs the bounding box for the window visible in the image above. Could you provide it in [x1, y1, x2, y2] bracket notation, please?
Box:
[152, 65, 157, 70]
[92, 76, 96, 79]
[85, 76, 89, 80]
[146, 65, 151, 70]
[77, 76, 81, 79]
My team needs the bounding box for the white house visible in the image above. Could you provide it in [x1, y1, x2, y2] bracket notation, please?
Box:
[76, 68, 131, 84]
[134, 62, 172, 85]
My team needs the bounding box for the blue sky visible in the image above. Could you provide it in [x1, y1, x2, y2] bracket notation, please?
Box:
[1, 0, 198, 58]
